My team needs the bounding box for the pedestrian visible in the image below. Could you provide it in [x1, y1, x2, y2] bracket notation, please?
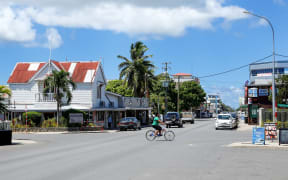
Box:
[108, 115, 112, 129]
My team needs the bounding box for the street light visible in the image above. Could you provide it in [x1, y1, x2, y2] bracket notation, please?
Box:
[243, 11, 277, 122]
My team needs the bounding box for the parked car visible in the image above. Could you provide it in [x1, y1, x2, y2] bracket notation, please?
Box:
[181, 112, 195, 124]
[164, 112, 183, 128]
[215, 114, 237, 130]
[200, 112, 210, 118]
[118, 117, 141, 131]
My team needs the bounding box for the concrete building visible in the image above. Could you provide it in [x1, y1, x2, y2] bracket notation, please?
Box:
[245, 61, 288, 124]
[172, 73, 199, 89]
[206, 94, 221, 115]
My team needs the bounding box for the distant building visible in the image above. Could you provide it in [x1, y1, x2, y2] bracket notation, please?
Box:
[206, 94, 221, 114]
[245, 61, 288, 124]
[172, 73, 199, 89]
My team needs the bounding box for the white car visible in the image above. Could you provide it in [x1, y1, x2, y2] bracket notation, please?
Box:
[215, 114, 237, 130]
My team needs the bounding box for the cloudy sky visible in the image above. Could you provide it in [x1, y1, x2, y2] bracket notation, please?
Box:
[1, 0, 288, 108]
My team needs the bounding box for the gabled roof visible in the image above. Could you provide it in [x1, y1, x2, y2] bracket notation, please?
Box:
[7, 62, 46, 83]
[7, 60, 100, 83]
[173, 73, 192, 76]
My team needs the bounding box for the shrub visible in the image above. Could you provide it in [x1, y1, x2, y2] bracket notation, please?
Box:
[22, 111, 42, 127]
[42, 118, 57, 128]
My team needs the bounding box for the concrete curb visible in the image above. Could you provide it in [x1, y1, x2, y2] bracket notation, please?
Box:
[12, 139, 37, 145]
[227, 141, 288, 149]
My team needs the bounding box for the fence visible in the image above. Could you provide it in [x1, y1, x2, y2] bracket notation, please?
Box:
[259, 109, 288, 128]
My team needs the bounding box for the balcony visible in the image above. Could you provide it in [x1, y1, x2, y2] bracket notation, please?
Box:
[35, 93, 56, 102]
[122, 97, 149, 108]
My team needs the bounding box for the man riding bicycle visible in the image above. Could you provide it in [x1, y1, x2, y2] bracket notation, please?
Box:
[152, 113, 165, 136]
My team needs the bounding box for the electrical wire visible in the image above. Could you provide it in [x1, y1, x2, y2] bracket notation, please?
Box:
[198, 54, 273, 79]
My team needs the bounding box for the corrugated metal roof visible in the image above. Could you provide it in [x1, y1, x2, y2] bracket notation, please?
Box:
[7, 63, 46, 83]
[8, 61, 99, 83]
[173, 73, 192, 76]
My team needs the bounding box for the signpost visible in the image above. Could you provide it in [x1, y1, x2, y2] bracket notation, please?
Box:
[264, 122, 277, 141]
[69, 113, 83, 124]
[252, 127, 265, 145]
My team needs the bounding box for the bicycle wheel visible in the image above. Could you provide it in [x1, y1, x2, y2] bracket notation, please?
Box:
[164, 130, 175, 141]
[146, 130, 156, 141]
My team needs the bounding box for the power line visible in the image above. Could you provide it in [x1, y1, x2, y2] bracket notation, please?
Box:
[198, 54, 273, 79]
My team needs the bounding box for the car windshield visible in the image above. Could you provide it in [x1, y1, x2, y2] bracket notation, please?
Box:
[120, 118, 135, 122]
[166, 113, 178, 118]
[230, 114, 236, 118]
[218, 115, 230, 120]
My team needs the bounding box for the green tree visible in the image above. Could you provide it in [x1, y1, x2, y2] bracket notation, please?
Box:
[106, 80, 133, 97]
[179, 81, 206, 111]
[0, 85, 11, 113]
[150, 73, 177, 113]
[220, 101, 235, 112]
[276, 75, 288, 104]
[117, 41, 155, 97]
[43, 70, 76, 127]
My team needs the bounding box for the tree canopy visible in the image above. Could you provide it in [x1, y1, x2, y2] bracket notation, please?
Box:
[106, 80, 133, 97]
[117, 41, 155, 97]
[179, 81, 206, 111]
[0, 85, 11, 113]
[276, 75, 288, 104]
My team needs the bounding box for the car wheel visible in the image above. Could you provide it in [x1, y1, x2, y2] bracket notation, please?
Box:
[191, 121, 194, 124]
[215, 128, 218, 130]
[166, 125, 169, 128]
[183, 121, 185, 124]
[138, 127, 141, 130]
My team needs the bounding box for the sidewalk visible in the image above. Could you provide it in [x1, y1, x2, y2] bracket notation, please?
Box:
[227, 141, 288, 149]
[236, 121, 254, 132]
[13, 129, 119, 135]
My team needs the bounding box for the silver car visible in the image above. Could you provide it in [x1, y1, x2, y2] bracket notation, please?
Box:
[215, 114, 237, 130]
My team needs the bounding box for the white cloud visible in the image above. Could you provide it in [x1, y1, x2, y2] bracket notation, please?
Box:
[45, 28, 62, 49]
[0, 6, 35, 42]
[273, 0, 286, 5]
[0, 0, 247, 46]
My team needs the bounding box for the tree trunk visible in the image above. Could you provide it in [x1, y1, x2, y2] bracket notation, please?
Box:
[57, 101, 59, 127]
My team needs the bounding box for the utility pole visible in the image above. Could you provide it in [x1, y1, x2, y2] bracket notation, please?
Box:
[177, 75, 181, 113]
[162, 62, 170, 117]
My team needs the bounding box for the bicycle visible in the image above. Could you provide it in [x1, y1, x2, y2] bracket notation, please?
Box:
[145, 126, 175, 141]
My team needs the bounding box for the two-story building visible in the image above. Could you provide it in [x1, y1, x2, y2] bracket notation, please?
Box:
[245, 61, 288, 124]
[6, 60, 151, 128]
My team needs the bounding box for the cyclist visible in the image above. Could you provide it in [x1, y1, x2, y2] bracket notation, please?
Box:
[152, 113, 165, 136]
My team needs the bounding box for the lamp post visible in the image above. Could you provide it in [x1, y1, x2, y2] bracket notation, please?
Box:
[244, 11, 277, 122]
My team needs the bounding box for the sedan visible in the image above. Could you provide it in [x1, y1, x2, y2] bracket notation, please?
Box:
[118, 117, 141, 131]
[215, 114, 237, 130]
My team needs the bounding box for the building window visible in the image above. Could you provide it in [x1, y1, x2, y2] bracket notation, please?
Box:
[251, 68, 284, 76]
[97, 85, 102, 99]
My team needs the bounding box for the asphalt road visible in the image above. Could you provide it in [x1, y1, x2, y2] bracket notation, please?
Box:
[1, 119, 287, 180]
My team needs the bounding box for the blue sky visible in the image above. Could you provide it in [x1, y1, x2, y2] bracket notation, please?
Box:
[0, 0, 288, 108]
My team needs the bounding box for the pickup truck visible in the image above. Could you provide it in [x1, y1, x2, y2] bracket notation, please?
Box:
[181, 112, 195, 124]
[164, 112, 183, 128]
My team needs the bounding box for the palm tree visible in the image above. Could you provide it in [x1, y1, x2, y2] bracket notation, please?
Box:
[0, 85, 11, 113]
[43, 70, 76, 127]
[118, 41, 155, 97]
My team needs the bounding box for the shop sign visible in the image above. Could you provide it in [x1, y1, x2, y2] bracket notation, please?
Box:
[69, 113, 83, 124]
[259, 89, 268, 96]
[248, 88, 258, 97]
[248, 98, 252, 104]
[252, 127, 265, 145]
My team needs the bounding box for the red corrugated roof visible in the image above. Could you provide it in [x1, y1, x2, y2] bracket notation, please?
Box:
[72, 62, 99, 82]
[60, 62, 71, 71]
[8, 61, 99, 83]
[7, 63, 45, 83]
[173, 73, 192, 76]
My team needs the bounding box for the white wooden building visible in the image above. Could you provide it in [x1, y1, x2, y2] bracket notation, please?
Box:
[7, 60, 150, 128]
